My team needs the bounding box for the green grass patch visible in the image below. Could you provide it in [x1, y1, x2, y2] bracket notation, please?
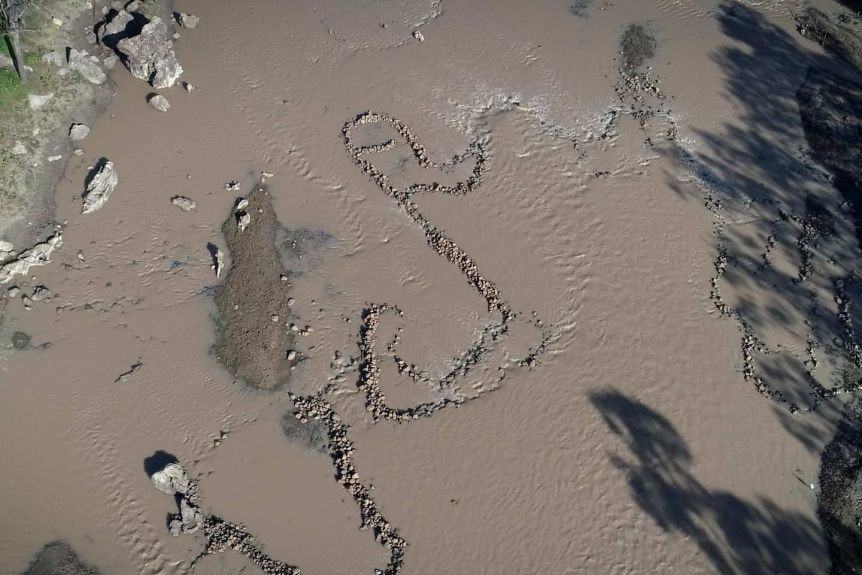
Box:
[23, 52, 42, 67]
[0, 68, 27, 110]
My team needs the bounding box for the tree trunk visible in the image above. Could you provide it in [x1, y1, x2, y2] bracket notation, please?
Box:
[10, 28, 25, 82]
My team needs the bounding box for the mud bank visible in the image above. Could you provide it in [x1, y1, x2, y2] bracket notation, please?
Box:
[212, 183, 297, 390]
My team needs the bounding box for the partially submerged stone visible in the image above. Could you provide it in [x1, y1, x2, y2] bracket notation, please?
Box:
[171, 195, 195, 211]
[146, 93, 170, 112]
[174, 12, 199, 29]
[82, 160, 118, 214]
[151, 462, 191, 495]
[0, 233, 62, 286]
[116, 16, 183, 88]
[30, 285, 54, 302]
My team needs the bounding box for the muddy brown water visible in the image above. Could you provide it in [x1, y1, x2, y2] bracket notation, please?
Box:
[1, 0, 858, 573]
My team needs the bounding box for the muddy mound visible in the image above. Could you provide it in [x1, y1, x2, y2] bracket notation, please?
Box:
[818, 397, 862, 574]
[797, 67, 862, 244]
[22, 542, 99, 575]
[213, 185, 295, 390]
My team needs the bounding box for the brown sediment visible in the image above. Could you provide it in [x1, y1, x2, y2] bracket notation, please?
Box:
[213, 185, 296, 390]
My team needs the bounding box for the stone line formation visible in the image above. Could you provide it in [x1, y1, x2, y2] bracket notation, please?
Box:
[340, 111, 549, 422]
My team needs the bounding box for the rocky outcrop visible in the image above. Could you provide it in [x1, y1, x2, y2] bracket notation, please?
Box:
[116, 16, 183, 88]
[82, 160, 118, 214]
[0, 233, 62, 286]
[67, 49, 107, 85]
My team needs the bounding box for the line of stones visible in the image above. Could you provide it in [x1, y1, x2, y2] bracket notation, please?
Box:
[342, 111, 533, 422]
[290, 393, 407, 575]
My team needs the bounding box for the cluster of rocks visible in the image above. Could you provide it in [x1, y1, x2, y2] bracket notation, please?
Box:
[97, 7, 183, 88]
[234, 197, 251, 232]
[82, 159, 118, 214]
[150, 462, 299, 575]
[835, 276, 862, 367]
[0, 232, 62, 286]
[708, 248, 732, 318]
[290, 394, 407, 574]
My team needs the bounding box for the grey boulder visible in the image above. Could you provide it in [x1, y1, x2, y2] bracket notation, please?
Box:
[116, 16, 183, 88]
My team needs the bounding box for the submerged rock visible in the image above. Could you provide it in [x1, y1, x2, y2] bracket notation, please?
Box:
[146, 93, 170, 112]
[116, 16, 183, 88]
[82, 160, 118, 214]
[12, 331, 31, 350]
[22, 541, 99, 575]
[67, 49, 107, 85]
[170, 195, 195, 211]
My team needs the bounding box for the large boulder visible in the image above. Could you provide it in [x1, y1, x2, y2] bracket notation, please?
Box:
[82, 160, 118, 214]
[150, 462, 191, 495]
[116, 16, 183, 88]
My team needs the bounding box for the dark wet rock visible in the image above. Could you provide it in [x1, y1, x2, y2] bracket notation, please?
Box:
[281, 412, 328, 453]
[818, 396, 862, 574]
[21, 541, 99, 575]
[620, 24, 656, 71]
[116, 16, 183, 88]
[12, 331, 30, 350]
[797, 67, 862, 244]
[82, 159, 118, 214]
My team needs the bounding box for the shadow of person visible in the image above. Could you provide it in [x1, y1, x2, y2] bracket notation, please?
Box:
[590, 389, 826, 574]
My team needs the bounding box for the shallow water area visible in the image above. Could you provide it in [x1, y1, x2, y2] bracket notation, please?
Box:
[2, 0, 859, 573]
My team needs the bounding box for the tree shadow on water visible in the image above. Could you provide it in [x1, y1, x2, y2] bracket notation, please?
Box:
[590, 389, 827, 574]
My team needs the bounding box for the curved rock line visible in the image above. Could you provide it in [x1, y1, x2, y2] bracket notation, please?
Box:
[342, 111, 548, 422]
